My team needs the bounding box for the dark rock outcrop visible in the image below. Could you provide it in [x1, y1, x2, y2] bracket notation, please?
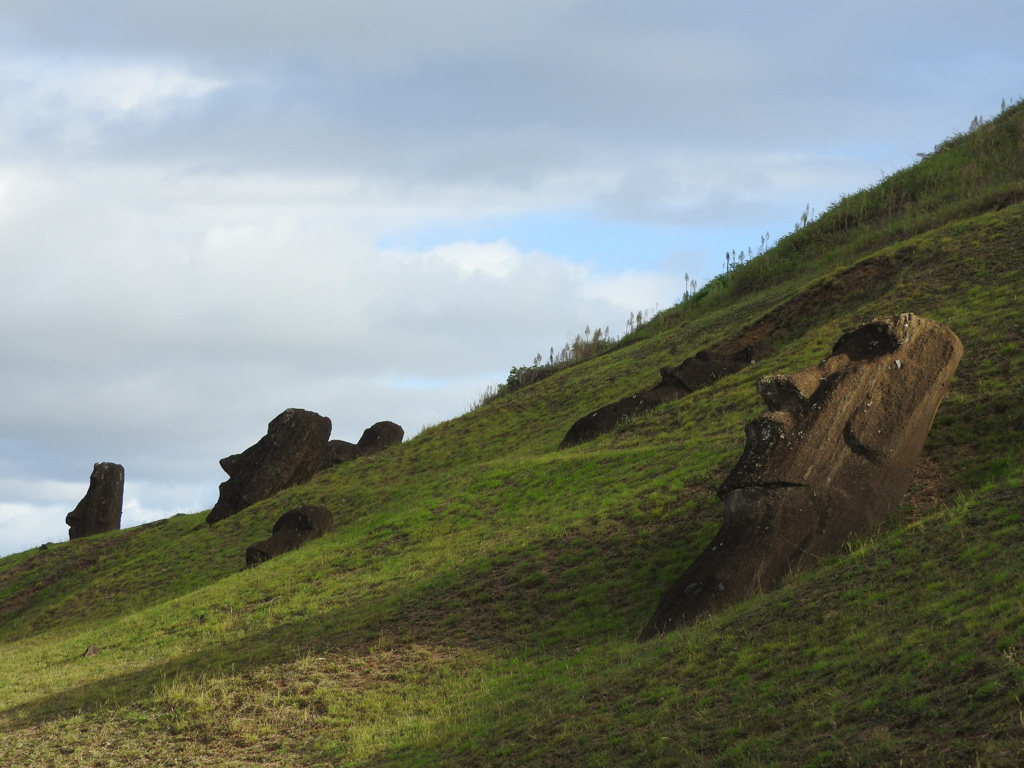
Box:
[245, 504, 336, 566]
[206, 408, 332, 525]
[357, 421, 404, 456]
[321, 440, 361, 468]
[560, 345, 767, 449]
[320, 421, 404, 470]
[639, 314, 963, 639]
[66, 462, 124, 540]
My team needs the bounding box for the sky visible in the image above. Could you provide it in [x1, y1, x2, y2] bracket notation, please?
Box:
[2, 1, 1022, 557]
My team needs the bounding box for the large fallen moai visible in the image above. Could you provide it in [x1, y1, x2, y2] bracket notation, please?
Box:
[206, 408, 332, 525]
[245, 504, 336, 566]
[560, 345, 767, 449]
[66, 462, 124, 540]
[638, 314, 963, 639]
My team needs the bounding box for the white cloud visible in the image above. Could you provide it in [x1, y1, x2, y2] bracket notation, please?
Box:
[0, 55, 226, 151]
[412, 240, 526, 280]
[0, 502, 71, 551]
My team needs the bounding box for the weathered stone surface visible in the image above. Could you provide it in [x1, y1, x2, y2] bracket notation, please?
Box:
[245, 504, 336, 566]
[206, 408, 332, 524]
[66, 462, 124, 540]
[320, 440, 361, 469]
[357, 421, 404, 455]
[560, 345, 766, 449]
[320, 421, 405, 470]
[639, 314, 963, 639]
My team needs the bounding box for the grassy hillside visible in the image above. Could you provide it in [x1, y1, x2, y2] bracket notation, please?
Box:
[2, 104, 1023, 767]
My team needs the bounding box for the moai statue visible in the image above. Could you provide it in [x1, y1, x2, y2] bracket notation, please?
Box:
[356, 421, 404, 456]
[67, 462, 124, 539]
[320, 421, 405, 471]
[245, 505, 336, 566]
[206, 408, 332, 524]
[560, 345, 767, 449]
[639, 315, 963, 639]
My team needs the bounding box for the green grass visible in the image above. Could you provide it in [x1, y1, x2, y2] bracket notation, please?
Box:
[3, 104, 1024, 766]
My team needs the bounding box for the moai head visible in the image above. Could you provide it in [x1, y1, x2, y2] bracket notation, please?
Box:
[639, 314, 963, 639]
[206, 408, 332, 525]
[245, 504, 336, 566]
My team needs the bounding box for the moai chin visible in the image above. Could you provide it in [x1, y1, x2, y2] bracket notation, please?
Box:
[639, 314, 963, 639]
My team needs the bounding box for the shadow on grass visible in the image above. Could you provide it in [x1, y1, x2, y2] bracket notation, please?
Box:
[0, 491, 720, 729]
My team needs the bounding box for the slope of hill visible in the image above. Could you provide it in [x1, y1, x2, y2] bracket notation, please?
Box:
[2, 104, 1023, 767]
